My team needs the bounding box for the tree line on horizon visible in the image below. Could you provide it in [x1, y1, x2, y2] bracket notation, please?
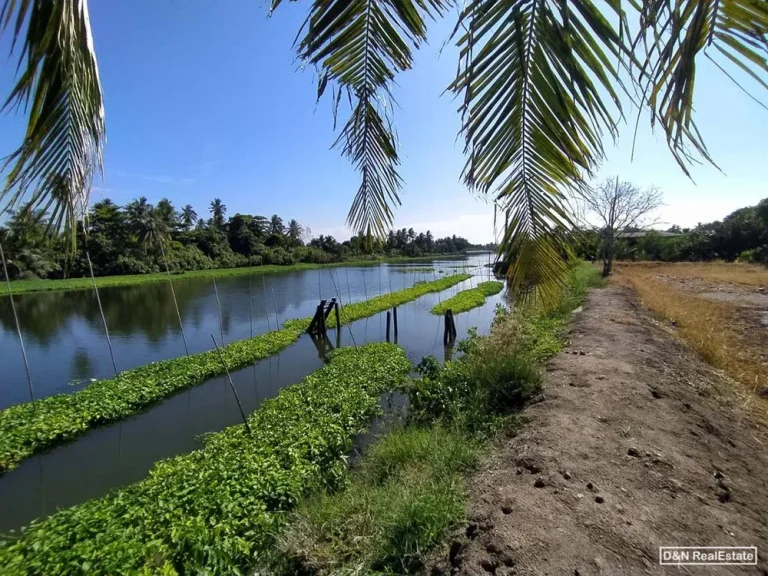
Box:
[0, 197, 482, 280]
[573, 196, 768, 265]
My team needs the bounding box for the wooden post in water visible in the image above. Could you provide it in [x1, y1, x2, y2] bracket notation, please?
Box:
[393, 306, 398, 338]
[307, 300, 327, 335]
[334, 301, 341, 331]
[443, 311, 450, 345]
[450, 310, 457, 341]
[323, 297, 337, 320]
[318, 302, 327, 337]
[211, 334, 252, 435]
[386, 311, 391, 342]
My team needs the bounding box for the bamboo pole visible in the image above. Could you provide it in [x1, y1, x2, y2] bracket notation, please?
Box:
[86, 251, 119, 378]
[261, 269, 271, 332]
[0, 241, 35, 403]
[212, 277, 225, 345]
[271, 288, 281, 328]
[386, 311, 391, 342]
[211, 334, 252, 435]
[160, 242, 189, 356]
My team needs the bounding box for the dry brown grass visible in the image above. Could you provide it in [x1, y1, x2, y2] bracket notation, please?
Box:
[616, 262, 768, 426]
[618, 260, 768, 288]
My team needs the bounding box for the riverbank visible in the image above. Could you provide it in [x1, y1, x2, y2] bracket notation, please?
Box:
[0, 274, 471, 472]
[0, 343, 412, 575]
[429, 282, 768, 575]
[271, 263, 603, 573]
[0, 254, 472, 295]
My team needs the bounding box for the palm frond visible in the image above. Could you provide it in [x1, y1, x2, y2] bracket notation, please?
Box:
[0, 0, 105, 242]
[279, 0, 452, 237]
[451, 0, 626, 305]
[634, 0, 768, 174]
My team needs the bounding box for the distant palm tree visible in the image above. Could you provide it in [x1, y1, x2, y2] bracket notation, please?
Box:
[180, 204, 198, 230]
[287, 219, 303, 242]
[269, 214, 284, 235]
[126, 197, 169, 253]
[155, 198, 177, 227]
[125, 197, 151, 234]
[209, 198, 226, 229]
[1, 1, 766, 300]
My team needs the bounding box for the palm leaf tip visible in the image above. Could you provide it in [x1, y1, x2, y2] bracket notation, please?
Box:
[0, 0, 105, 235]
[279, 0, 452, 238]
[451, 0, 624, 299]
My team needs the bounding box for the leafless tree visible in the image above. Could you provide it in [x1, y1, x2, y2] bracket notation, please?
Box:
[576, 178, 663, 277]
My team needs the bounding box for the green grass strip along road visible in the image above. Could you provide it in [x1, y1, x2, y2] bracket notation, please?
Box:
[0, 343, 412, 576]
[0, 255, 469, 295]
[0, 274, 470, 472]
[431, 280, 504, 315]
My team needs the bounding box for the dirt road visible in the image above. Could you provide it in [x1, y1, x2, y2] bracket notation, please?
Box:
[430, 284, 768, 575]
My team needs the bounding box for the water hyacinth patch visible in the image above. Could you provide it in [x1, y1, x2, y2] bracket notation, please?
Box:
[0, 273, 470, 472]
[431, 281, 504, 315]
[390, 267, 435, 273]
[0, 343, 412, 576]
[285, 273, 470, 332]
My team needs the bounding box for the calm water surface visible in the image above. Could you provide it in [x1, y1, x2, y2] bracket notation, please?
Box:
[0, 256, 500, 532]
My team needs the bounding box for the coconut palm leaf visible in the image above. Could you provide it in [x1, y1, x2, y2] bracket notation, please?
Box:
[275, 0, 453, 237]
[0, 0, 105, 238]
[450, 0, 628, 304]
[633, 0, 768, 175]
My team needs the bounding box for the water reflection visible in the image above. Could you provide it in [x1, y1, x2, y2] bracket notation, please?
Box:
[0, 257, 488, 408]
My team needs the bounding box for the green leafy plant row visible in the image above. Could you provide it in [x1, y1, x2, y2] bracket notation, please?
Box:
[0, 343, 412, 576]
[284, 274, 471, 332]
[0, 274, 470, 472]
[0, 255, 470, 296]
[390, 267, 435, 273]
[430, 280, 503, 315]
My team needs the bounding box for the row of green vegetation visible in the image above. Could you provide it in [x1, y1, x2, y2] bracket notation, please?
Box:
[431, 280, 504, 315]
[0, 344, 412, 576]
[0, 255, 469, 296]
[390, 267, 435, 273]
[273, 263, 603, 573]
[0, 274, 470, 472]
[284, 274, 471, 333]
[0, 194, 486, 286]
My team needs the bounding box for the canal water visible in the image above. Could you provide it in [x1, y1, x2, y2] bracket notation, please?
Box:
[0, 256, 491, 409]
[0, 256, 501, 533]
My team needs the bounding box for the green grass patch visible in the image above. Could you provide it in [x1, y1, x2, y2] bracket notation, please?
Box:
[275, 426, 479, 575]
[271, 263, 603, 573]
[430, 280, 504, 315]
[390, 267, 435, 273]
[0, 344, 412, 576]
[0, 274, 470, 473]
[0, 255, 469, 296]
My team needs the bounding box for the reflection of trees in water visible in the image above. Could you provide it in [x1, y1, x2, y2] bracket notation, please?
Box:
[71, 348, 93, 382]
[0, 281, 209, 344]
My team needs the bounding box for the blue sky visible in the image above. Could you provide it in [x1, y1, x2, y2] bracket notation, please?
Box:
[0, 1, 766, 243]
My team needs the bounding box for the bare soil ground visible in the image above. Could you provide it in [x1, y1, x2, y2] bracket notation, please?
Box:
[428, 284, 768, 575]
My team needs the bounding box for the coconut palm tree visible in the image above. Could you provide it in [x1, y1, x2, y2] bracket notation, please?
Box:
[180, 204, 198, 230]
[1, 1, 766, 301]
[287, 219, 303, 243]
[209, 198, 227, 229]
[269, 214, 285, 235]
